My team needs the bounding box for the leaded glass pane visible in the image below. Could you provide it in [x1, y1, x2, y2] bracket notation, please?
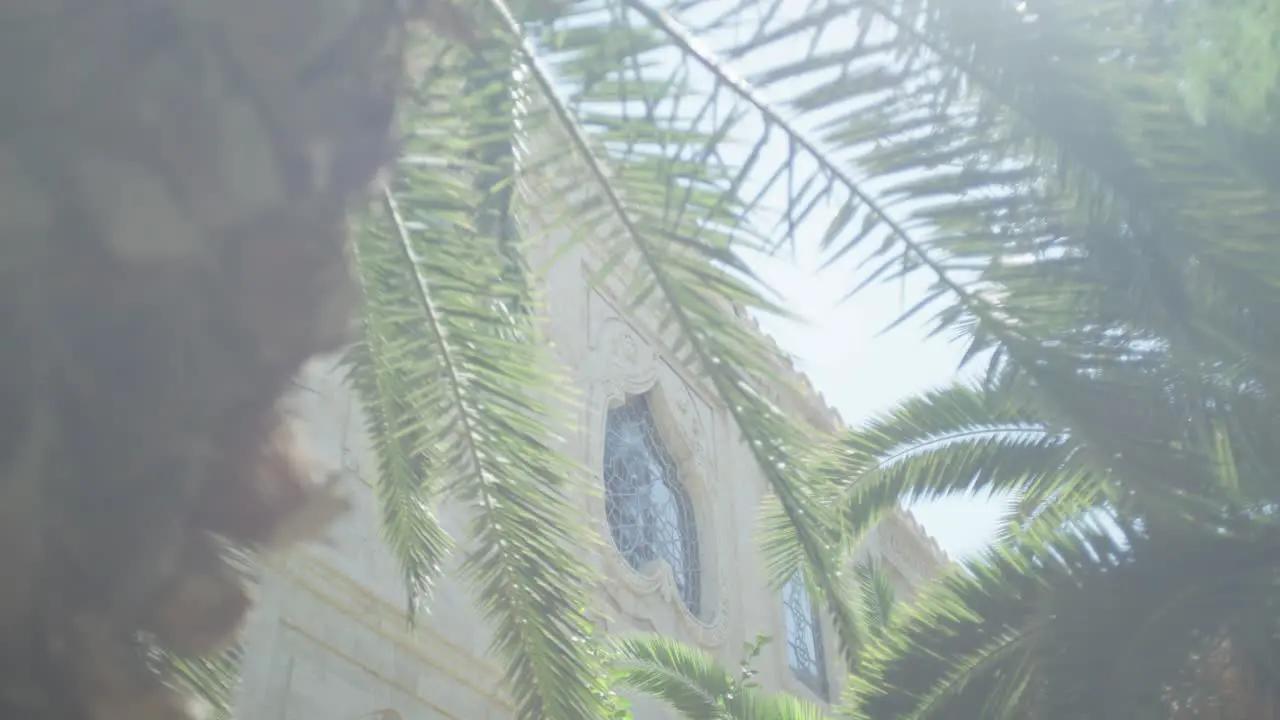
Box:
[603, 394, 701, 615]
[783, 573, 828, 697]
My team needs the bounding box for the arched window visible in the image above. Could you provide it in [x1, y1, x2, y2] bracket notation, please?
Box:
[783, 573, 828, 697]
[603, 394, 701, 615]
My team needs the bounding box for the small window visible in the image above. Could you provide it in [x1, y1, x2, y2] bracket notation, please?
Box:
[603, 394, 701, 615]
[783, 573, 828, 697]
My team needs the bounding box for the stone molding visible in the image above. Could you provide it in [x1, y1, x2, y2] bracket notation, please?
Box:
[584, 310, 730, 648]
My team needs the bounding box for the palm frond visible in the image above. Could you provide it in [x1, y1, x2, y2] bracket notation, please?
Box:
[350, 37, 607, 719]
[341, 308, 454, 620]
[608, 0, 1280, 401]
[848, 523, 1280, 720]
[157, 647, 243, 720]
[826, 381, 1103, 544]
[610, 635, 733, 720]
[853, 560, 897, 637]
[739, 693, 832, 720]
[610, 634, 832, 720]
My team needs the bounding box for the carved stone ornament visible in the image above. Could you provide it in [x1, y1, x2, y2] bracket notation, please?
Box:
[586, 316, 728, 648]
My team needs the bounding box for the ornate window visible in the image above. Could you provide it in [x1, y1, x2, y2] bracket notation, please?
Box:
[603, 394, 701, 615]
[783, 573, 828, 697]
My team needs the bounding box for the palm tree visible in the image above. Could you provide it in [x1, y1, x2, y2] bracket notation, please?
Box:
[21, 0, 1280, 718]
[731, 0, 1280, 715]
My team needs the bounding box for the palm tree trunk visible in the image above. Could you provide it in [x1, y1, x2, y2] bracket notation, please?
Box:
[0, 2, 424, 718]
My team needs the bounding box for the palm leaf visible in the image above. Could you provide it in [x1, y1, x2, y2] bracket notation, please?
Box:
[617, 0, 1280, 404]
[848, 522, 1280, 720]
[826, 381, 1104, 547]
[853, 560, 897, 637]
[610, 635, 733, 720]
[350, 36, 608, 719]
[610, 634, 832, 720]
[157, 647, 243, 720]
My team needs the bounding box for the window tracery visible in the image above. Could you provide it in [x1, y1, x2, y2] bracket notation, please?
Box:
[602, 394, 701, 615]
[783, 573, 828, 697]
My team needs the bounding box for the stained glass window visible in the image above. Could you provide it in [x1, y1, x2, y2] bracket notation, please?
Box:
[783, 573, 828, 697]
[603, 394, 701, 615]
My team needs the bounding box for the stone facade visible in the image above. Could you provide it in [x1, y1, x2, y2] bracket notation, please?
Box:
[233, 164, 948, 720]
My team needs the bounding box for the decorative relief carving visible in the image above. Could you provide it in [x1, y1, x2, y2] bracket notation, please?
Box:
[590, 318, 712, 474]
[587, 314, 728, 648]
[598, 317, 659, 401]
